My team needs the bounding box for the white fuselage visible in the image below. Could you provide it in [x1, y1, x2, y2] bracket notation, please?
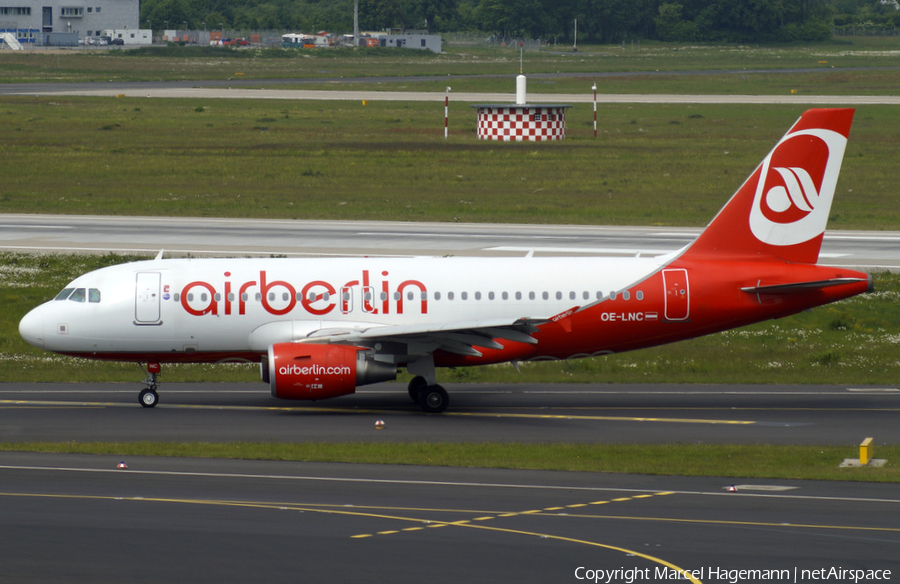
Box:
[20, 254, 669, 361]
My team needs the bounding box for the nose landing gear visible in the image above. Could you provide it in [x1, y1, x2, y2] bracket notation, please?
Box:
[139, 362, 160, 408]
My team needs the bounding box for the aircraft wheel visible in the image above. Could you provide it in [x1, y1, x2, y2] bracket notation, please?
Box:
[418, 385, 448, 414]
[408, 376, 427, 402]
[139, 388, 159, 408]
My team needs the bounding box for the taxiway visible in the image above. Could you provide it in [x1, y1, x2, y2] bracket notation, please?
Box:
[0, 452, 897, 583]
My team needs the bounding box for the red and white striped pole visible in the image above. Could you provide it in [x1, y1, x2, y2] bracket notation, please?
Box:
[592, 83, 597, 138]
[444, 86, 451, 139]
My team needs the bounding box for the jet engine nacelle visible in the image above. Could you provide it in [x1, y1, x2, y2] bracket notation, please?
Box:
[264, 342, 397, 400]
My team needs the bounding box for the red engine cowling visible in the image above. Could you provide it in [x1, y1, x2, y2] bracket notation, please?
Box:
[264, 343, 396, 401]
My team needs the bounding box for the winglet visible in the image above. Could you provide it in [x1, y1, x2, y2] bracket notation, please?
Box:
[681, 108, 854, 264]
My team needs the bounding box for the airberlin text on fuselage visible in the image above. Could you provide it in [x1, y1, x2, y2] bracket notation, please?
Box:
[180, 270, 428, 317]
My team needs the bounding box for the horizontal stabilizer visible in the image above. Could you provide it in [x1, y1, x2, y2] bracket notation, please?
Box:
[741, 276, 871, 295]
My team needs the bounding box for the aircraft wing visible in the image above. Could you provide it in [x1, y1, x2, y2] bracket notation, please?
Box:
[301, 318, 545, 357]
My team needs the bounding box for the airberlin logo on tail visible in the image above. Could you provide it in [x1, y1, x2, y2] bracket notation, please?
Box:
[749, 128, 847, 247]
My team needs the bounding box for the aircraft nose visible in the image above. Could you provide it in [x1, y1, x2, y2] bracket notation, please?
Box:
[18, 307, 44, 348]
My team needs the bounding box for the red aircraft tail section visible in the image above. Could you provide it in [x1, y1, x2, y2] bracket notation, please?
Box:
[682, 108, 854, 264]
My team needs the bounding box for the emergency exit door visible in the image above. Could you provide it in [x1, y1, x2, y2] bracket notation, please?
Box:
[135, 272, 161, 324]
[662, 268, 690, 321]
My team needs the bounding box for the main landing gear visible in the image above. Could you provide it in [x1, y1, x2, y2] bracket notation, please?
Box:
[408, 375, 449, 414]
[139, 362, 160, 408]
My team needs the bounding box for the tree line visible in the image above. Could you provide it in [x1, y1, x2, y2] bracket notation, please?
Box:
[140, 0, 899, 44]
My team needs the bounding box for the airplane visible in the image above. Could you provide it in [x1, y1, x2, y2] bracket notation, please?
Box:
[18, 108, 872, 413]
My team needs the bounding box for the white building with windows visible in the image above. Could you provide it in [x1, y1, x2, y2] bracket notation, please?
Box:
[0, 0, 138, 45]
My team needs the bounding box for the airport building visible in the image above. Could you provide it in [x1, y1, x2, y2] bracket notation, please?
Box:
[0, 0, 138, 45]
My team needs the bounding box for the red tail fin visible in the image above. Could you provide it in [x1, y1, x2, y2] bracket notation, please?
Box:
[682, 108, 854, 264]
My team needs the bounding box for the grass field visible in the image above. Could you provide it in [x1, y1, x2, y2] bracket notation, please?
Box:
[2, 441, 897, 482]
[3, 36, 900, 85]
[0, 98, 898, 229]
[2, 38, 900, 227]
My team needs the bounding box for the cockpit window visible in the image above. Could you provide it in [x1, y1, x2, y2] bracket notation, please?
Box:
[54, 288, 75, 301]
[53, 287, 101, 303]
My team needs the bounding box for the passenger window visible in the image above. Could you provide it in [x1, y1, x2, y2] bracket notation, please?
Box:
[69, 288, 86, 302]
[54, 288, 74, 301]
[89, 289, 101, 303]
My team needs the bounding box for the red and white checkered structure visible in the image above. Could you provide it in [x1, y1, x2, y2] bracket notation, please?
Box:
[473, 105, 570, 142]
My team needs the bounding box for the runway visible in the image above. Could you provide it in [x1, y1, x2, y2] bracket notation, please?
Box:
[16, 86, 900, 105]
[3, 214, 899, 270]
[0, 452, 897, 583]
[4, 75, 900, 105]
[2, 382, 898, 445]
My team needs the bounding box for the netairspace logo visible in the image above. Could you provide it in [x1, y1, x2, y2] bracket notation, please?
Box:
[573, 566, 892, 584]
